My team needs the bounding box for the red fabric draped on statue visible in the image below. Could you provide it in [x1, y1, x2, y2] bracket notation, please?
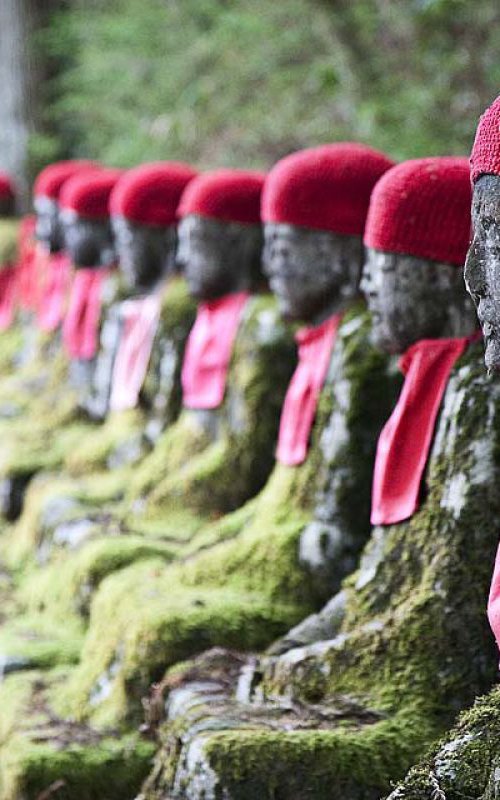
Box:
[37, 251, 72, 332]
[109, 294, 161, 412]
[62, 268, 109, 360]
[17, 216, 38, 311]
[276, 314, 341, 466]
[371, 336, 477, 526]
[181, 291, 250, 410]
[488, 546, 500, 662]
[0, 267, 18, 330]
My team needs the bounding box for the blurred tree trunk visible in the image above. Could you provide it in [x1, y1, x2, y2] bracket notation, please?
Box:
[0, 0, 57, 209]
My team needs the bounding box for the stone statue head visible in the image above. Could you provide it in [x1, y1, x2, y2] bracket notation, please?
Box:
[34, 195, 64, 253]
[465, 96, 500, 372]
[261, 143, 395, 325]
[33, 160, 98, 254]
[362, 157, 477, 355]
[176, 215, 262, 300]
[59, 170, 121, 269]
[465, 175, 500, 371]
[176, 169, 265, 301]
[110, 162, 198, 293]
[263, 223, 362, 324]
[112, 217, 177, 292]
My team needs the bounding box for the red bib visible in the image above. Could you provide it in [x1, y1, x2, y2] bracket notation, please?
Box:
[371, 336, 474, 526]
[276, 314, 341, 467]
[62, 268, 109, 360]
[109, 293, 161, 412]
[17, 216, 38, 312]
[181, 291, 249, 410]
[488, 545, 500, 663]
[0, 267, 18, 330]
[37, 251, 72, 332]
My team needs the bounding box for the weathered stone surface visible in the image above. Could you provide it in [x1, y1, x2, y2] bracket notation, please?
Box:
[140, 342, 500, 799]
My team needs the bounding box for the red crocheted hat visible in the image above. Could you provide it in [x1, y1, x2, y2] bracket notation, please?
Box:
[364, 157, 471, 267]
[0, 172, 16, 202]
[261, 143, 395, 235]
[110, 162, 198, 226]
[60, 169, 123, 221]
[34, 160, 98, 201]
[471, 95, 500, 183]
[178, 169, 265, 225]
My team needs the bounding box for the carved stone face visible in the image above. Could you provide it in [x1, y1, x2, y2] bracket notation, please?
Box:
[176, 215, 263, 301]
[263, 223, 362, 324]
[34, 195, 64, 253]
[361, 248, 477, 354]
[464, 174, 500, 372]
[112, 216, 177, 293]
[60, 209, 115, 269]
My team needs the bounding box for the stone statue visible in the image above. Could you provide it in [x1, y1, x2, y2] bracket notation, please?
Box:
[128, 156, 500, 800]
[383, 95, 500, 800]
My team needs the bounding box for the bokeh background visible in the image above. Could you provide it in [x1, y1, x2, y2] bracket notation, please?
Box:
[2, 0, 500, 201]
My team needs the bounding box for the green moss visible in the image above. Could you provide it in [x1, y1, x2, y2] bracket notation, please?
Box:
[0, 670, 155, 800]
[0, 218, 20, 266]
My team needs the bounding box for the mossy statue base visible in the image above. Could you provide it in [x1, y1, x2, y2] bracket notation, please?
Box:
[137, 342, 500, 800]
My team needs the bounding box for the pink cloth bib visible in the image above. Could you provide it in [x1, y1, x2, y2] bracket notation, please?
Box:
[109, 294, 161, 412]
[37, 251, 72, 332]
[181, 291, 250, 410]
[371, 335, 475, 526]
[488, 545, 500, 662]
[62, 268, 109, 360]
[0, 267, 18, 330]
[276, 314, 341, 467]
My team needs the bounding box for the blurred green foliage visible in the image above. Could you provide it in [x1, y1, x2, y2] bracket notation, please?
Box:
[32, 0, 500, 171]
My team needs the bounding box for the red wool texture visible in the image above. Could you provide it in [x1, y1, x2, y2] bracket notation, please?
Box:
[261, 143, 394, 235]
[364, 156, 471, 267]
[178, 169, 265, 225]
[60, 169, 123, 221]
[110, 162, 198, 226]
[34, 160, 98, 201]
[0, 171, 16, 202]
[470, 94, 500, 184]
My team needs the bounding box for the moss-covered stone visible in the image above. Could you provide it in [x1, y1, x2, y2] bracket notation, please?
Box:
[385, 685, 500, 799]
[145, 342, 500, 799]
[54, 305, 398, 729]
[0, 670, 155, 800]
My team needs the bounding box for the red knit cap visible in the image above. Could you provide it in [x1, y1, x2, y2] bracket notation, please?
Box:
[0, 172, 15, 202]
[60, 169, 123, 221]
[261, 143, 394, 235]
[470, 95, 500, 183]
[178, 169, 265, 225]
[110, 162, 198, 226]
[364, 157, 471, 267]
[34, 160, 98, 201]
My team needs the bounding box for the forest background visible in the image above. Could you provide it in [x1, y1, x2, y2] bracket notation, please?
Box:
[1, 0, 500, 200]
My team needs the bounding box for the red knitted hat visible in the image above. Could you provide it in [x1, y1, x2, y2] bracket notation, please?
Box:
[0, 172, 16, 202]
[261, 143, 395, 235]
[110, 162, 198, 226]
[470, 95, 500, 183]
[178, 169, 265, 225]
[34, 160, 98, 201]
[364, 157, 471, 267]
[60, 169, 123, 221]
